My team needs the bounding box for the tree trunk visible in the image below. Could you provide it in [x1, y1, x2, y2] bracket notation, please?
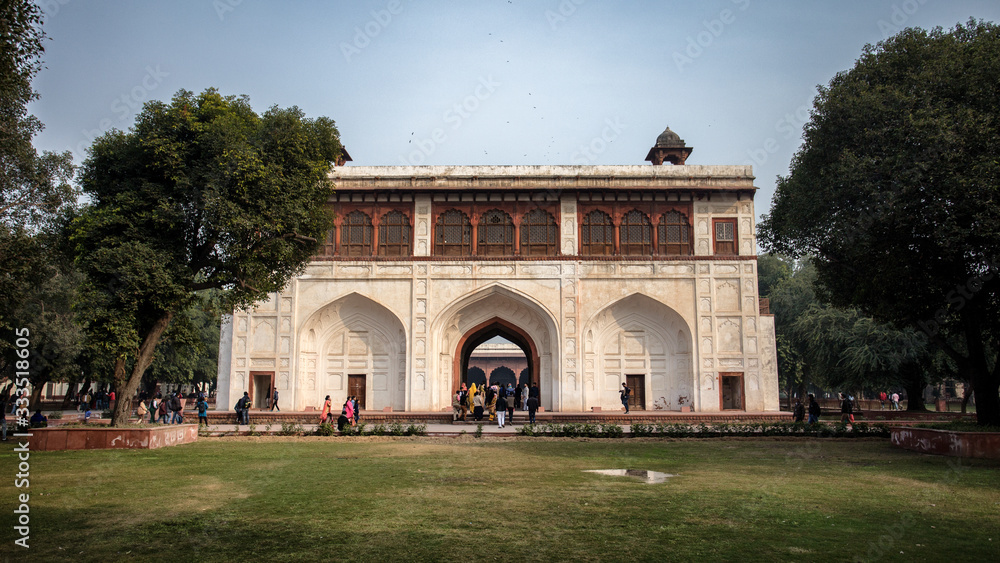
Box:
[60, 380, 78, 409]
[903, 378, 928, 412]
[970, 368, 999, 426]
[110, 312, 174, 427]
[28, 380, 46, 411]
[960, 382, 974, 414]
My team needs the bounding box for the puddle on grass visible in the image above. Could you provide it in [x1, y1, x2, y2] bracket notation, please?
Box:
[583, 469, 675, 484]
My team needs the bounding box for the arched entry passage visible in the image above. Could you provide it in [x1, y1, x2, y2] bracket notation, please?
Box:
[454, 317, 540, 400]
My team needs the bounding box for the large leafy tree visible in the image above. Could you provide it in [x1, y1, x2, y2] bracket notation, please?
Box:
[0, 0, 76, 368]
[73, 88, 341, 426]
[760, 20, 1000, 425]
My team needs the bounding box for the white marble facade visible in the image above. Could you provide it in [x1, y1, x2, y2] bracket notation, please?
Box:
[216, 165, 779, 413]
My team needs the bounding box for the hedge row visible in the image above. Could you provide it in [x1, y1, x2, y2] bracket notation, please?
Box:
[630, 421, 890, 438]
[315, 421, 428, 436]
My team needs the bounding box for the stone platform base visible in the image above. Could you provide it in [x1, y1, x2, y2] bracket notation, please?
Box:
[27, 424, 199, 451]
[891, 427, 1000, 459]
[206, 410, 793, 425]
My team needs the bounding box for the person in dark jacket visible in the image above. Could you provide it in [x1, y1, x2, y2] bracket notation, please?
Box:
[840, 393, 854, 423]
[807, 394, 821, 424]
[496, 393, 508, 428]
[792, 399, 805, 422]
[526, 395, 539, 424]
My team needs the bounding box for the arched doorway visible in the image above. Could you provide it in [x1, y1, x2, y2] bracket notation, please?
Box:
[454, 317, 540, 401]
[489, 366, 517, 387]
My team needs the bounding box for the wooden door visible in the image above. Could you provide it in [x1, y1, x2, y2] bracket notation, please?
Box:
[348, 374, 366, 410]
[720, 373, 745, 410]
[626, 374, 645, 410]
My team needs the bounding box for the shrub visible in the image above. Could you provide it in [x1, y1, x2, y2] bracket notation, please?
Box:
[278, 422, 304, 436]
[404, 423, 427, 436]
[342, 423, 366, 436]
[474, 424, 484, 438]
[315, 423, 336, 436]
[600, 423, 623, 438]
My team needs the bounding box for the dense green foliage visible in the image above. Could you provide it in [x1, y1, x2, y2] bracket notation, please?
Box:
[72, 88, 343, 426]
[0, 0, 76, 378]
[760, 21, 1000, 424]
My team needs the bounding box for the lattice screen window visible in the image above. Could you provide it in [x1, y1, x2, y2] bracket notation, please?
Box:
[658, 211, 692, 256]
[620, 210, 652, 255]
[378, 210, 411, 256]
[520, 209, 558, 256]
[477, 209, 515, 255]
[340, 211, 373, 256]
[434, 209, 472, 256]
[580, 210, 614, 255]
[714, 219, 737, 255]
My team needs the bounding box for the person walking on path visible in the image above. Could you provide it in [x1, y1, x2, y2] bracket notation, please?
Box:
[197, 395, 209, 426]
[496, 393, 507, 428]
[891, 392, 900, 410]
[879, 391, 887, 410]
[792, 399, 805, 423]
[506, 388, 515, 426]
[321, 395, 332, 424]
[136, 400, 148, 423]
[235, 392, 251, 425]
[344, 398, 355, 427]
[807, 394, 821, 424]
[157, 396, 170, 424]
[840, 393, 854, 424]
[473, 392, 484, 421]
[270, 388, 280, 411]
[514, 384, 523, 412]
[526, 395, 539, 424]
[620, 382, 631, 414]
[521, 383, 530, 411]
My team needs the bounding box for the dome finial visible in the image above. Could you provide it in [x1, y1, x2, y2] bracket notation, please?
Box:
[645, 126, 692, 165]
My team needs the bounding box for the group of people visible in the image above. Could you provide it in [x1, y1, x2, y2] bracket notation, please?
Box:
[793, 392, 884, 425]
[74, 389, 115, 411]
[878, 391, 902, 410]
[136, 391, 209, 425]
[453, 381, 540, 426]
[792, 394, 824, 424]
[320, 395, 360, 431]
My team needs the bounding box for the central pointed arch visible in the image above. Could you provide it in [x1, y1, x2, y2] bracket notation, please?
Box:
[430, 283, 559, 411]
[454, 317, 539, 396]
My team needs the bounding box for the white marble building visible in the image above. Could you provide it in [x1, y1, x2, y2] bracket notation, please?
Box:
[217, 130, 779, 413]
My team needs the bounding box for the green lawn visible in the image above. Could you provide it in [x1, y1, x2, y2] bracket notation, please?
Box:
[2, 437, 999, 562]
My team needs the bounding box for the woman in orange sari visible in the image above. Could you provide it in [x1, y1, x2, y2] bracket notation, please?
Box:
[320, 395, 332, 424]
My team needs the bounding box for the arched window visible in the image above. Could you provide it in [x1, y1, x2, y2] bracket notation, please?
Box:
[658, 211, 691, 255]
[580, 210, 614, 255]
[340, 211, 372, 256]
[520, 209, 558, 256]
[620, 210, 652, 255]
[435, 209, 472, 256]
[378, 210, 411, 256]
[477, 209, 514, 255]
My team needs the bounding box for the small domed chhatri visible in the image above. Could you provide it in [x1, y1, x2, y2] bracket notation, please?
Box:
[645, 126, 693, 165]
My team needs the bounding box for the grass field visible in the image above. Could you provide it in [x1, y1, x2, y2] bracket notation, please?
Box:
[2, 436, 999, 562]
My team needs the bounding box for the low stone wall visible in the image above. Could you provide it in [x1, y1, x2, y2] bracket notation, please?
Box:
[27, 424, 199, 451]
[890, 427, 1000, 459]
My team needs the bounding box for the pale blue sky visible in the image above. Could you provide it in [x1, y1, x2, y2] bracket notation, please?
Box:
[28, 0, 1000, 223]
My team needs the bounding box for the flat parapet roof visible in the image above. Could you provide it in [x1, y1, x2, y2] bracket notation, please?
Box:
[330, 164, 756, 191]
